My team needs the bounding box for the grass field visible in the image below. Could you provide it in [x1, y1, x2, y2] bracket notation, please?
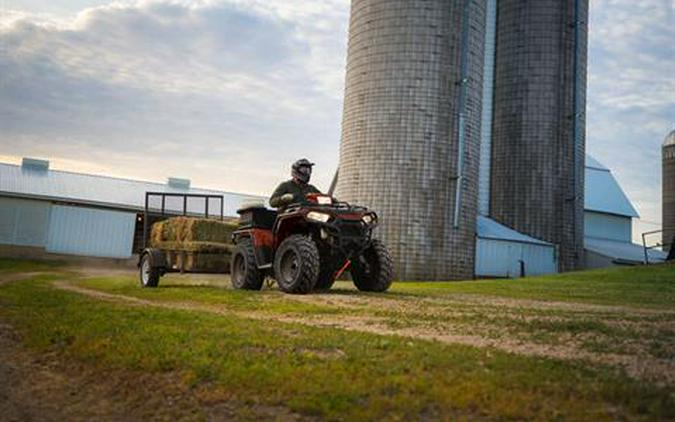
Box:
[0, 260, 673, 421]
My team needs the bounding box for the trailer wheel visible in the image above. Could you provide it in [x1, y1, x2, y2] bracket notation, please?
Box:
[351, 240, 394, 292]
[274, 235, 320, 294]
[140, 253, 160, 288]
[231, 239, 264, 290]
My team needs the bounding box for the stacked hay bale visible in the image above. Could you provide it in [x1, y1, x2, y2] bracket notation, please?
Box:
[150, 217, 238, 273]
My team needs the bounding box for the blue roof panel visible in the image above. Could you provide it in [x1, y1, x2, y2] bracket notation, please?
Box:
[0, 162, 266, 217]
[585, 155, 609, 171]
[585, 237, 667, 264]
[585, 156, 639, 218]
[476, 216, 553, 246]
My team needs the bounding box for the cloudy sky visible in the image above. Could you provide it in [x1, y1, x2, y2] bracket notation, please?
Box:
[1, 0, 673, 241]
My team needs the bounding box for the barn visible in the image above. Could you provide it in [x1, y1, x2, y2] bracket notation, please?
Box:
[583, 156, 667, 267]
[0, 158, 264, 261]
[475, 155, 667, 278]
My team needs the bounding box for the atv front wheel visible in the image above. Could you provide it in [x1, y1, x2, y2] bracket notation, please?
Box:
[231, 239, 264, 290]
[351, 239, 394, 292]
[274, 235, 320, 294]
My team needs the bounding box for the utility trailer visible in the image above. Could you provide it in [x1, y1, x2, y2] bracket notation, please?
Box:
[138, 192, 231, 287]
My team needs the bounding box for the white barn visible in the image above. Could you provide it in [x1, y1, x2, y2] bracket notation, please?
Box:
[475, 155, 667, 278]
[0, 158, 264, 260]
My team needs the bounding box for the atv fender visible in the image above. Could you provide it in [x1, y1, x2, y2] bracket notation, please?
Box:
[235, 229, 274, 268]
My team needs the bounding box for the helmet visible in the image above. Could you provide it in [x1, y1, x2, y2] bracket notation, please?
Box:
[292, 158, 314, 184]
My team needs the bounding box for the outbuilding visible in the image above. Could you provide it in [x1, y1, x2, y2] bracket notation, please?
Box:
[0, 158, 264, 261]
[475, 155, 667, 278]
[583, 156, 666, 267]
[475, 216, 557, 278]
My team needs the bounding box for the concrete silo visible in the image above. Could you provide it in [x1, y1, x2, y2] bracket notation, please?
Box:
[336, 0, 487, 280]
[489, 0, 589, 272]
[664, 130, 675, 252]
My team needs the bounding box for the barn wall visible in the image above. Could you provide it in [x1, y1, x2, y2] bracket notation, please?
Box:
[584, 211, 632, 243]
[46, 205, 135, 259]
[0, 197, 51, 247]
[475, 237, 557, 278]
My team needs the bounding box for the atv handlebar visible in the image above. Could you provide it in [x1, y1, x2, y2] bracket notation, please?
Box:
[282, 200, 367, 215]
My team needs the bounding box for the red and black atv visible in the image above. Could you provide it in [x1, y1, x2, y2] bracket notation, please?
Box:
[231, 194, 394, 294]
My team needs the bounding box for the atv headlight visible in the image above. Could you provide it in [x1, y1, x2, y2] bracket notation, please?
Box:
[307, 211, 330, 223]
[362, 213, 377, 225]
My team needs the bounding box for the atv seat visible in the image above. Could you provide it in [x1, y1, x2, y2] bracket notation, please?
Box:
[237, 206, 277, 230]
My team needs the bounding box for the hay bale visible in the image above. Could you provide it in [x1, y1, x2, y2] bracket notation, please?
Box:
[149, 217, 238, 245]
[150, 221, 165, 246]
[149, 217, 238, 273]
[185, 253, 230, 273]
[187, 219, 238, 243]
[152, 241, 235, 254]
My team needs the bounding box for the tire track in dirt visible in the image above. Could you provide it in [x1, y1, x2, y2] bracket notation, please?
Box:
[285, 289, 675, 316]
[52, 280, 675, 386]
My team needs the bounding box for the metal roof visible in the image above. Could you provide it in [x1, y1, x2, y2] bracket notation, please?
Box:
[585, 155, 609, 171]
[585, 156, 639, 218]
[0, 162, 266, 217]
[476, 216, 553, 246]
[585, 237, 667, 264]
[664, 130, 675, 147]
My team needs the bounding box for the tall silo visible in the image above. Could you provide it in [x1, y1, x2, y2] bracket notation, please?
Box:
[336, 0, 487, 280]
[663, 130, 675, 252]
[489, 0, 589, 272]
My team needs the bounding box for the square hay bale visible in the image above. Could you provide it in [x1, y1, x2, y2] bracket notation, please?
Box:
[187, 219, 238, 243]
[153, 241, 235, 254]
[149, 217, 237, 273]
[150, 217, 238, 246]
[150, 221, 165, 246]
[185, 253, 231, 273]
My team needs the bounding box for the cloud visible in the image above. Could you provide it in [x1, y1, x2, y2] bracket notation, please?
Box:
[0, 0, 671, 239]
[587, 0, 674, 239]
[0, 0, 350, 194]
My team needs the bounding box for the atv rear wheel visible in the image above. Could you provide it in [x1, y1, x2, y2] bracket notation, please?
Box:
[231, 239, 264, 290]
[351, 239, 394, 292]
[274, 235, 320, 294]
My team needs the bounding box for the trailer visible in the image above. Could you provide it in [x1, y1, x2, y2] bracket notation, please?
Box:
[137, 192, 233, 287]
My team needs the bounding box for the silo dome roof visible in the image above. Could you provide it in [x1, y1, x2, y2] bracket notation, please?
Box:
[665, 130, 675, 147]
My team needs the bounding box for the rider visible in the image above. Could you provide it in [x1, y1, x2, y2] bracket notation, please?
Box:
[270, 159, 322, 211]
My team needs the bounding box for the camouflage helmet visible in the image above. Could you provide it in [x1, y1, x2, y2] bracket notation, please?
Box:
[292, 158, 314, 184]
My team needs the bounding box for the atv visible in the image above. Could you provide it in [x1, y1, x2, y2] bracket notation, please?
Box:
[231, 194, 394, 294]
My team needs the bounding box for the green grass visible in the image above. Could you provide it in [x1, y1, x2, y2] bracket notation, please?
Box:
[0, 274, 673, 421]
[0, 258, 65, 274]
[67, 264, 675, 363]
[1, 259, 674, 420]
[390, 264, 675, 308]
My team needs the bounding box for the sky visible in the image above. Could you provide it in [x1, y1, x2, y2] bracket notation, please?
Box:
[1, 0, 673, 242]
